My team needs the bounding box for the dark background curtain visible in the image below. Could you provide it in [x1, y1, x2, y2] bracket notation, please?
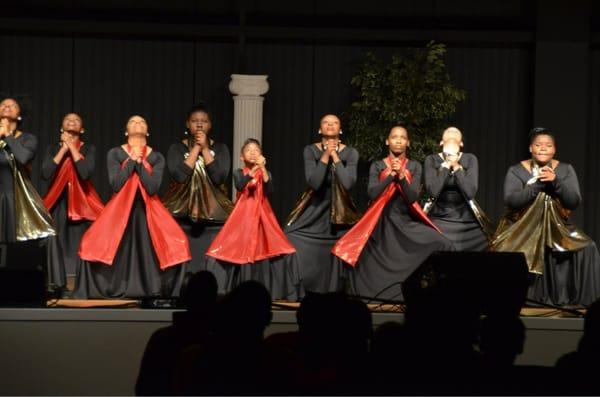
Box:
[1, 0, 597, 241]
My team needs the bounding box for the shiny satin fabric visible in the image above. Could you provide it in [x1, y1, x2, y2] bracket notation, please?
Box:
[286, 168, 361, 227]
[163, 148, 233, 222]
[332, 157, 440, 267]
[43, 145, 104, 221]
[79, 153, 191, 269]
[207, 168, 296, 265]
[0, 140, 56, 241]
[491, 192, 591, 274]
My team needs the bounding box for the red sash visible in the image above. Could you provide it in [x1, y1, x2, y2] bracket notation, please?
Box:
[206, 168, 296, 265]
[43, 142, 104, 221]
[79, 147, 191, 269]
[332, 157, 441, 267]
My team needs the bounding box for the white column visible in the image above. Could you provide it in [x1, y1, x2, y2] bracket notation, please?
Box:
[229, 74, 270, 171]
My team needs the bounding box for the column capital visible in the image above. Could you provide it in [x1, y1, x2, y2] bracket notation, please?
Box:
[229, 74, 269, 97]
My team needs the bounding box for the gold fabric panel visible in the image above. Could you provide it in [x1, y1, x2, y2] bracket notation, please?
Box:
[491, 193, 591, 274]
[0, 140, 56, 241]
[163, 151, 233, 223]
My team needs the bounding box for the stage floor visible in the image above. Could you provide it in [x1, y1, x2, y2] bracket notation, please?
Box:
[0, 302, 585, 395]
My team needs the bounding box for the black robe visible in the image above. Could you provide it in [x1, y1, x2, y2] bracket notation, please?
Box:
[424, 153, 489, 251]
[350, 159, 455, 301]
[41, 144, 96, 278]
[166, 141, 231, 274]
[285, 144, 359, 294]
[74, 147, 184, 299]
[496, 162, 600, 306]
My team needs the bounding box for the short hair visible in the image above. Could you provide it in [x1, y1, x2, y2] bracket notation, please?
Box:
[241, 138, 261, 153]
[529, 127, 555, 144]
[186, 102, 212, 121]
[389, 124, 409, 138]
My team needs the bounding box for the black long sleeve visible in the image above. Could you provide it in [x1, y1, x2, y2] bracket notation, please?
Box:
[41, 145, 60, 180]
[4, 133, 37, 165]
[367, 160, 421, 203]
[334, 148, 358, 190]
[107, 147, 136, 192]
[205, 142, 231, 186]
[423, 154, 450, 198]
[167, 143, 193, 183]
[137, 152, 165, 196]
[74, 144, 95, 181]
[41, 144, 95, 181]
[233, 168, 273, 194]
[504, 166, 545, 209]
[550, 164, 581, 210]
[304, 146, 328, 190]
[452, 154, 479, 200]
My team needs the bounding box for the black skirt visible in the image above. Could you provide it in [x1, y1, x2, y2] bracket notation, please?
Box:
[206, 253, 301, 300]
[73, 196, 185, 299]
[350, 198, 455, 301]
[529, 242, 600, 307]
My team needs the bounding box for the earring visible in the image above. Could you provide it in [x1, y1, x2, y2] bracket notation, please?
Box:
[146, 132, 150, 137]
[184, 130, 189, 135]
[317, 129, 322, 135]
[124, 131, 128, 136]
[80, 129, 85, 134]
[339, 130, 343, 135]
[17, 116, 22, 121]
[60, 128, 64, 133]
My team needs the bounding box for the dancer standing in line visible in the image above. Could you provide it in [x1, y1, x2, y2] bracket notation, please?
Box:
[423, 127, 492, 251]
[206, 138, 300, 299]
[42, 113, 104, 287]
[492, 127, 600, 306]
[285, 114, 361, 294]
[333, 125, 454, 301]
[163, 103, 233, 274]
[76, 115, 190, 298]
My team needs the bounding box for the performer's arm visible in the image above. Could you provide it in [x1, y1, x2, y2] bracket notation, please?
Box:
[452, 154, 478, 200]
[367, 162, 395, 200]
[167, 143, 192, 183]
[233, 169, 252, 192]
[333, 148, 358, 190]
[205, 143, 231, 185]
[74, 145, 95, 181]
[504, 168, 543, 209]
[41, 145, 59, 180]
[108, 149, 136, 192]
[551, 164, 581, 210]
[424, 154, 450, 198]
[137, 153, 165, 196]
[399, 161, 421, 204]
[305, 146, 328, 190]
[4, 133, 37, 165]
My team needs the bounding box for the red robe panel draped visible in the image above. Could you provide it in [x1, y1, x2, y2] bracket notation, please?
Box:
[332, 157, 441, 267]
[43, 143, 104, 221]
[206, 168, 296, 265]
[79, 149, 191, 269]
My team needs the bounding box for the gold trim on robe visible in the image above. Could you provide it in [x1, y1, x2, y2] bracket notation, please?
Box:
[163, 148, 233, 223]
[286, 167, 361, 227]
[0, 140, 56, 241]
[491, 192, 591, 274]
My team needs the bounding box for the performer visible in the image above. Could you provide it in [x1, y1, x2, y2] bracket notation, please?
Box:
[423, 127, 492, 251]
[492, 127, 600, 306]
[206, 139, 300, 299]
[0, 98, 59, 284]
[75, 115, 191, 298]
[285, 114, 361, 294]
[333, 125, 454, 301]
[163, 103, 233, 274]
[42, 113, 104, 282]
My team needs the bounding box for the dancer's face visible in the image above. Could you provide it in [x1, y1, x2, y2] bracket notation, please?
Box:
[386, 127, 409, 155]
[530, 134, 555, 165]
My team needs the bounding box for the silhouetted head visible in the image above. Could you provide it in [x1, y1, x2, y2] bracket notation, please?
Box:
[216, 281, 272, 340]
[480, 315, 525, 366]
[180, 271, 218, 312]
